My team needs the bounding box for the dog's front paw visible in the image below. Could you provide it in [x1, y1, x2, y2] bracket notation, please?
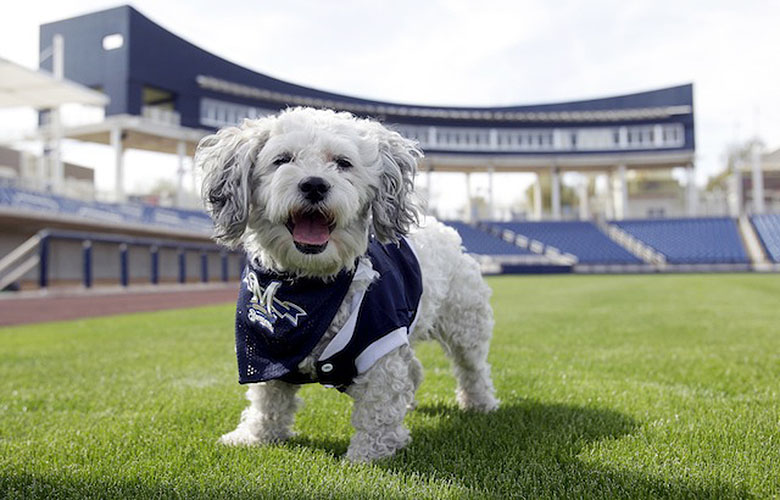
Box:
[345, 428, 411, 463]
[218, 423, 296, 446]
[218, 427, 263, 447]
[345, 445, 399, 463]
[457, 390, 499, 413]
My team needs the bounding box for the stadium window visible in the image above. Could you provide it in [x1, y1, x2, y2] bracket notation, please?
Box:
[662, 125, 682, 145]
[102, 33, 124, 51]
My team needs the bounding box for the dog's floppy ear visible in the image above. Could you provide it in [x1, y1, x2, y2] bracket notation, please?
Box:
[370, 125, 423, 243]
[195, 119, 271, 248]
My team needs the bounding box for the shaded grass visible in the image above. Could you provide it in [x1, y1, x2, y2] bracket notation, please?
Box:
[1, 274, 778, 498]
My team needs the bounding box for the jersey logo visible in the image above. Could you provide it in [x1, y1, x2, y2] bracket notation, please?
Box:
[244, 272, 307, 331]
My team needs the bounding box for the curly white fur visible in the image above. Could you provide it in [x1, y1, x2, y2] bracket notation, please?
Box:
[197, 107, 498, 462]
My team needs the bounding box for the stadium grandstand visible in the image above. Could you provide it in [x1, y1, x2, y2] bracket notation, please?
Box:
[1, 4, 779, 294]
[612, 218, 749, 265]
[751, 214, 780, 263]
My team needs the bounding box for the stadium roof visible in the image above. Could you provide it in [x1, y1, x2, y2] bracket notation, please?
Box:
[421, 150, 696, 173]
[0, 57, 108, 109]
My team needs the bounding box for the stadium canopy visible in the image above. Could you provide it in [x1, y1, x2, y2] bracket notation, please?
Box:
[32, 114, 209, 204]
[0, 57, 108, 109]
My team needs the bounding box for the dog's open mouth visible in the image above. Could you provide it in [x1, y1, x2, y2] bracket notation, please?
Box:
[286, 209, 335, 254]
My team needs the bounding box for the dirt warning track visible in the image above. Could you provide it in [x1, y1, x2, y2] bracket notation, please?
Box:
[0, 285, 238, 327]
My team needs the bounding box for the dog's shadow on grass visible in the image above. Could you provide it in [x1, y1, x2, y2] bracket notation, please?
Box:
[296, 399, 744, 498]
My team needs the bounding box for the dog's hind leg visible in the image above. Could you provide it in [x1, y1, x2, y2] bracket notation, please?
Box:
[344, 345, 418, 462]
[435, 257, 499, 413]
[219, 380, 301, 446]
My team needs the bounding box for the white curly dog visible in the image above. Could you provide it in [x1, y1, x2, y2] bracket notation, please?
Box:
[196, 107, 498, 462]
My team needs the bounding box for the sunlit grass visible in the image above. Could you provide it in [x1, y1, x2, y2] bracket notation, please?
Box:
[1, 274, 778, 498]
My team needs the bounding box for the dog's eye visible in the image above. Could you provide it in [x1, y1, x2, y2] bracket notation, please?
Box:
[334, 156, 353, 170]
[272, 153, 293, 166]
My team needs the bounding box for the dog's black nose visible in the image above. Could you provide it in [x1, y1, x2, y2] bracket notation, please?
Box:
[299, 176, 330, 203]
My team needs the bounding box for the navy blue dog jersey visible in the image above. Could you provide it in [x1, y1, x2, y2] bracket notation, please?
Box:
[234, 238, 423, 388]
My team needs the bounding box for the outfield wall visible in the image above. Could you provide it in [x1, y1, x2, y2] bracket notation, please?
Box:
[0, 220, 243, 291]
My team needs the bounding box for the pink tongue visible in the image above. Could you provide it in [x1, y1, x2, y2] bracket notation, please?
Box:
[292, 212, 331, 245]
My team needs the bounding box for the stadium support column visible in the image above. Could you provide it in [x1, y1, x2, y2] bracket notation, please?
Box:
[578, 176, 589, 220]
[551, 166, 561, 220]
[614, 164, 627, 220]
[465, 172, 472, 222]
[729, 162, 743, 216]
[604, 173, 615, 219]
[49, 34, 65, 194]
[487, 165, 495, 220]
[686, 163, 698, 216]
[425, 164, 433, 208]
[533, 173, 542, 220]
[111, 126, 125, 202]
[751, 144, 765, 214]
[176, 140, 186, 207]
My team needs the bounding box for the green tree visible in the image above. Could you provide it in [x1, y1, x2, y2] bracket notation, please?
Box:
[706, 137, 765, 192]
[524, 175, 578, 212]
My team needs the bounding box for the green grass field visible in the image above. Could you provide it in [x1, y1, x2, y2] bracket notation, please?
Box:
[1, 274, 778, 499]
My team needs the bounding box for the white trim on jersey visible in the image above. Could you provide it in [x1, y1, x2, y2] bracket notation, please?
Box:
[355, 326, 409, 375]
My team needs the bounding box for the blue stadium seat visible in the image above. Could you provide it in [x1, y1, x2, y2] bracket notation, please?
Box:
[489, 221, 641, 264]
[0, 185, 14, 205]
[442, 221, 533, 256]
[613, 218, 748, 264]
[751, 214, 780, 263]
[0, 184, 214, 234]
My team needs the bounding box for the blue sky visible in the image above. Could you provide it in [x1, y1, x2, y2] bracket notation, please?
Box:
[1, 0, 778, 212]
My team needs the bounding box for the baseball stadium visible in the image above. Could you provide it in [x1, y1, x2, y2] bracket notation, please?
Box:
[1, 5, 778, 499]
